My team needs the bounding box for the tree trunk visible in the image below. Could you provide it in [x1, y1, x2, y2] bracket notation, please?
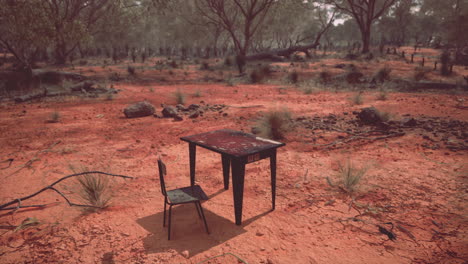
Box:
[361, 27, 371, 54]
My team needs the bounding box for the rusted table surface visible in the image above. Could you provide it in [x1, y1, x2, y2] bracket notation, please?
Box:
[181, 129, 285, 225]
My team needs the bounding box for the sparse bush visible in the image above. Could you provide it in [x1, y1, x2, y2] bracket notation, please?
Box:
[193, 90, 202, 97]
[300, 85, 314, 94]
[376, 90, 388, 101]
[254, 108, 292, 140]
[200, 61, 210, 70]
[173, 89, 186, 104]
[109, 72, 122, 82]
[260, 64, 273, 76]
[318, 70, 332, 84]
[288, 70, 299, 84]
[226, 78, 235, 86]
[440, 49, 451, 76]
[149, 87, 155, 92]
[351, 92, 364, 105]
[376, 109, 392, 122]
[224, 56, 233, 66]
[105, 93, 114, 101]
[127, 66, 136, 76]
[78, 173, 113, 209]
[373, 66, 392, 83]
[47, 111, 60, 123]
[249, 69, 265, 83]
[169, 60, 178, 68]
[413, 66, 430, 81]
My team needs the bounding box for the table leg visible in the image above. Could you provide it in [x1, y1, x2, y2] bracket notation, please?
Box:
[270, 149, 277, 210]
[222, 155, 230, 190]
[231, 158, 245, 225]
[189, 143, 196, 186]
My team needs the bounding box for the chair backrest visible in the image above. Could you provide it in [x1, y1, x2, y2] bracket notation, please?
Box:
[157, 158, 168, 196]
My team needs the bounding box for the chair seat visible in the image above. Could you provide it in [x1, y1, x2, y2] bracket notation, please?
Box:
[167, 185, 208, 205]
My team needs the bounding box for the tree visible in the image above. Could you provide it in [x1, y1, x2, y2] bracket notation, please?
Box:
[195, 0, 276, 58]
[39, 0, 114, 64]
[328, 0, 397, 53]
[0, 0, 53, 69]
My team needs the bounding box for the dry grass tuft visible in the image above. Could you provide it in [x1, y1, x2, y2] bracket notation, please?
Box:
[254, 108, 292, 140]
[78, 173, 113, 209]
[337, 160, 367, 193]
[173, 89, 186, 104]
[351, 92, 364, 105]
[47, 111, 61, 123]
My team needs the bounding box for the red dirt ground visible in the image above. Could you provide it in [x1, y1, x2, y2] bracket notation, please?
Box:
[1, 55, 467, 263]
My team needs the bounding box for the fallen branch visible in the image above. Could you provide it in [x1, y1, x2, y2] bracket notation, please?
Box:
[0, 158, 13, 169]
[6, 141, 61, 179]
[311, 132, 405, 149]
[0, 171, 133, 211]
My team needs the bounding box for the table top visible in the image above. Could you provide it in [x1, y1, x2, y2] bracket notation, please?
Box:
[181, 129, 285, 158]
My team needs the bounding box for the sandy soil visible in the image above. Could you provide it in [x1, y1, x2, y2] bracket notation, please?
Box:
[0, 53, 467, 263]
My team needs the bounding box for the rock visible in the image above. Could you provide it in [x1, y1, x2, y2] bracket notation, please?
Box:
[251, 127, 261, 134]
[256, 231, 265, 236]
[153, 112, 163, 118]
[188, 111, 199, 119]
[173, 115, 183, 121]
[176, 104, 187, 111]
[181, 250, 189, 259]
[188, 104, 200, 110]
[162, 105, 178, 118]
[357, 107, 383, 125]
[124, 101, 155, 118]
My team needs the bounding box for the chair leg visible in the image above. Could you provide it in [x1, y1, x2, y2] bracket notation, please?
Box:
[168, 205, 173, 240]
[194, 203, 201, 218]
[163, 199, 167, 227]
[197, 201, 209, 234]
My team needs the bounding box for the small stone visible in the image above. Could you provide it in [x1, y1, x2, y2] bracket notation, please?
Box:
[181, 250, 189, 258]
[223, 113, 228, 117]
[123, 101, 155, 118]
[189, 111, 199, 119]
[256, 231, 264, 236]
[162, 105, 178, 118]
[173, 115, 183, 121]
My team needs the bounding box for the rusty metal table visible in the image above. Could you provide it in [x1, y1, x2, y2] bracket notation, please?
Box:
[180, 129, 285, 225]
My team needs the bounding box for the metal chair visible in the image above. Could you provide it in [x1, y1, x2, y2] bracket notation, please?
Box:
[157, 158, 209, 240]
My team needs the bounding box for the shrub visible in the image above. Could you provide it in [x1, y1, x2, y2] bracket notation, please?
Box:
[373, 66, 392, 83]
[78, 173, 112, 209]
[47, 111, 60, 123]
[254, 108, 292, 140]
[127, 65, 136, 76]
[440, 49, 451, 76]
[289, 71, 299, 84]
[173, 89, 186, 104]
